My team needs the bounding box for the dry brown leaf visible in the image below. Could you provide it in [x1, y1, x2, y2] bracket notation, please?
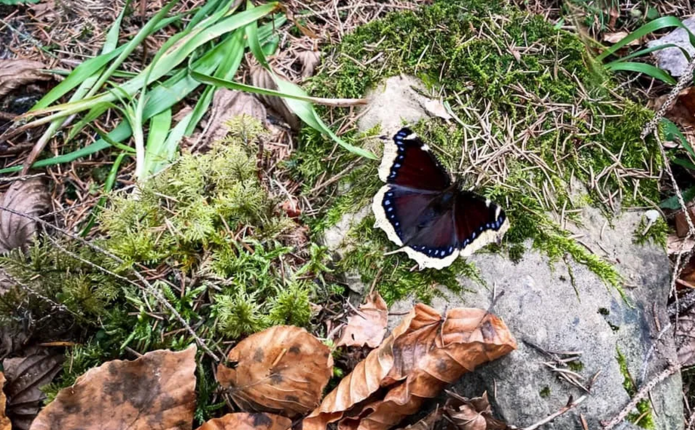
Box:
[297, 51, 322, 79]
[3, 349, 63, 430]
[0, 61, 51, 99]
[424, 99, 453, 122]
[304, 305, 516, 430]
[0, 179, 51, 254]
[336, 291, 388, 348]
[668, 233, 695, 256]
[197, 413, 291, 430]
[650, 87, 695, 148]
[445, 392, 509, 430]
[1, 373, 10, 430]
[29, 346, 196, 430]
[677, 305, 695, 366]
[250, 65, 302, 131]
[216, 326, 333, 418]
[203, 89, 267, 144]
[397, 408, 443, 430]
[602, 32, 639, 45]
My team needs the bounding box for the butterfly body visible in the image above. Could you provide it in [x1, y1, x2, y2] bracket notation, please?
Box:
[372, 128, 510, 269]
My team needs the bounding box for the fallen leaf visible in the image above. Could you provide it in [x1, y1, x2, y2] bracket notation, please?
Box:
[303, 305, 516, 430]
[444, 392, 509, 430]
[424, 99, 452, 121]
[1, 373, 10, 430]
[250, 65, 301, 131]
[674, 204, 695, 238]
[280, 199, 301, 219]
[29, 346, 196, 430]
[602, 32, 639, 45]
[216, 326, 333, 418]
[202, 89, 267, 145]
[3, 349, 63, 430]
[336, 291, 388, 348]
[650, 87, 695, 133]
[397, 408, 443, 430]
[196, 413, 291, 430]
[668, 233, 695, 256]
[0, 61, 52, 99]
[0, 179, 51, 254]
[297, 51, 321, 79]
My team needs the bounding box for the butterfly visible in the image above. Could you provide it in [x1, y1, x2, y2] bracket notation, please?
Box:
[372, 127, 510, 269]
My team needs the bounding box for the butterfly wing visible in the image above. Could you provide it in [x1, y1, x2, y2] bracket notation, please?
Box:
[372, 127, 509, 269]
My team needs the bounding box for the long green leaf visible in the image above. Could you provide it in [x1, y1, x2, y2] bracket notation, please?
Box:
[80, 151, 129, 236]
[661, 186, 695, 209]
[662, 118, 695, 158]
[597, 16, 695, 61]
[608, 43, 691, 65]
[151, 111, 194, 175]
[605, 62, 676, 85]
[144, 109, 173, 175]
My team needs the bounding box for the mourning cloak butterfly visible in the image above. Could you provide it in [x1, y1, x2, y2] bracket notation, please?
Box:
[372, 127, 510, 269]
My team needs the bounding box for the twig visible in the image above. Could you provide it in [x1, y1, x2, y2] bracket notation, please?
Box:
[601, 363, 680, 429]
[521, 394, 588, 430]
[0, 204, 220, 361]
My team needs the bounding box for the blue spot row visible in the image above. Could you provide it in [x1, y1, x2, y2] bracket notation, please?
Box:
[389, 138, 407, 179]
[411, 244, 456, 259]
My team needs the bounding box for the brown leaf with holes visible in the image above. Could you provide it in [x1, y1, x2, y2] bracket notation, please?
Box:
[1, 373, 10, 430]
[303, 305, 516, 430]
[29, 346, 196, 430]
[337, 291, 388, 349]
[3, 348, 63, 430]
[0, 61, 52, 99]
[196, 413, 291, 430]
[0, 179, 51, 255]
[216, 326, 333, 418]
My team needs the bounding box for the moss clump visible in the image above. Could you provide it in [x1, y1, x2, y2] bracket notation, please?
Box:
[633, 217, 668, 248]
[290, 1, 657, 300]
[617, 348, 655, 429]
[539, 386, 551, 398]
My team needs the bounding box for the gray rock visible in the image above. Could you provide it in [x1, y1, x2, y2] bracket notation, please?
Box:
[648, 17, 695, 77]
[387, 207, 681, 429]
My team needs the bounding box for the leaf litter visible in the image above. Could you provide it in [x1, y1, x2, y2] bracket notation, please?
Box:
[197, 413, 291, 430]
[1, 373, 10, 430]
[336, 291, 388, 349]
[0, 179, 51, 254]
[29, 346, 196, 430]
[216, 325, 333, 418]
[0, 60, 52, 99]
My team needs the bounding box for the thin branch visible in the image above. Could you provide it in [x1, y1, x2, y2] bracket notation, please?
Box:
[521, 394, 588, 430]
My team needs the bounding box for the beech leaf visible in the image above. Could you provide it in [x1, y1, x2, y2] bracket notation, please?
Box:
[303, 305, 516, 430]
[196, 413, 291, 430]
[29, 346, 197, 430]
[336, 291, 388, 348]
[216, 326, 333, 418]
[204, 89, 267, 144]
[0, 60, 51, 98]
[1, 373, 10, 430]
[445, 392, 509, 430]
[0, 179, 51, 254]
[3, 349, 64, 430]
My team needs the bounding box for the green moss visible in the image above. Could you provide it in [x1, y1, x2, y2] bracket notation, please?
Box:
[539, 386, 551, 398]
[598, 307, 610, 316]
[633, 217, 668, 249]
[289, 0, 658, 299]
[568, 360, 584, 372]
[617, 348, 655, 429]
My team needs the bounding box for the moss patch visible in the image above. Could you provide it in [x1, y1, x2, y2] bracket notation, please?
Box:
[289, 0, 659, 302]
[617, 348, 655, 429]
[633, 216, 668, 249]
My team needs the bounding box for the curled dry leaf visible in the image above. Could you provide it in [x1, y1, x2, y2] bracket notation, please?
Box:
[602, 32, 639, 45]
[1, 373, 10, 430]
[297, 51, 321, 79]
[203, 89, 267, 145]
[29, 346, 196, 430]
[303, 305, 516, 430]
[424, 99, 452, 122]
[444, 392, 509, 430]
[0, 60, 52, 99]
[250, 65, 302, 131]
[216, 325, 333, 418]
[336, 291, 388, 349]
[197, 412, 291, 430]
[397, 408, 442, 430]
[3, 349, 64, 430]
[0, 179, 51, 255]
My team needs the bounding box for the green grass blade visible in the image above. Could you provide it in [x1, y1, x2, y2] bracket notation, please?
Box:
[597, 16, 695, 61]
[144, 109, 173, 175]
[662, 118, 695, 158]
[605, 62, 676, 84]
[673, 157, 695, 170]
[661, 186, 695, 209]
[608, 43, 691, 64]
[80, 151, 129, 236]
[151, 111, 193, 175]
